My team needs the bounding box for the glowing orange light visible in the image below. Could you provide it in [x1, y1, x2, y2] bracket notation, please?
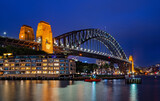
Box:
[79, 53, 82, 56]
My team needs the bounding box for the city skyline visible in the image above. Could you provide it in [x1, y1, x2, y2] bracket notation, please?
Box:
[0, 0, 160, 66]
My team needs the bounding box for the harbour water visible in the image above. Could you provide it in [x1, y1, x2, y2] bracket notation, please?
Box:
[0, 76, 159, 101]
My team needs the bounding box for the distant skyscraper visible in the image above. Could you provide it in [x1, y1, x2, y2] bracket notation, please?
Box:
[36, 21, 53, 54]
[19, 25, 35, 41]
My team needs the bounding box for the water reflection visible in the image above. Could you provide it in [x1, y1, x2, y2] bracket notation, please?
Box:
[91, 82, 96, 101]
[0, 78, 160, 101]
[130, 84, 138, 101]
[0, 80, 75, 101]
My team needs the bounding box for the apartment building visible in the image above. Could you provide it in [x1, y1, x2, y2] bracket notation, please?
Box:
[0, 54, 76, 75]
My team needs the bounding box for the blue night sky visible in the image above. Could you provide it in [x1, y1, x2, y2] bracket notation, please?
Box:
[0, 0, 160, 66]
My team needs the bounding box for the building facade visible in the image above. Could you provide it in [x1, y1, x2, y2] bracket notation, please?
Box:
[0, 55, 76, 76]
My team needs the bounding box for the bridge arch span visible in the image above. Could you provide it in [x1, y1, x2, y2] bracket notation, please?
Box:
[54, 28, 127, 60]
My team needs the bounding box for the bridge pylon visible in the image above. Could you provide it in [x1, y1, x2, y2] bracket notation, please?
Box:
[128, 55, 134, 74]
[36, 21, 53, 54]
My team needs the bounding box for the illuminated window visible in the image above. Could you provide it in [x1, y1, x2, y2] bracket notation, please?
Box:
[60, 59, 65, 62]
[15, 60, 20, 63]
[60, 67, 65, 70]
[26, 67, 30, 70]
[4, 60, 8, 62]
[37, 71, 42, 74]
[4, 64, 9, 67]
[0, 60, 3, 63]
[70, 60, 73, 62]
[54, 59, 59, 62]
[11, 67, 15, 70]
[31, 59, 36, 62]
[11, 64, 15, 66]
[36, 59, 41, 62]
[48, 67, 53, 70]
[32, 67, 36, 70]
[48, 63, 53, 66]
[48, 71, 53, 74]
[36, 67, 41, 70]
[31, 71, 36, 74]
[49, 59, 54, 63]
[25, 71, 30, 74]
[43, 71, 47, 74]
[15, 67, 19, 70]
[43, 63, 47, 66]
[54, 67, 59, 70]
[60, 63, 65, 66]
[21, 67, 25, 70]
[43, 67, 47, 70]
[60, 71, 65, 74]
[4, 67, 8, 70]
[54, 63, 59, 66]
[43, 59, 47, 62]
[54, 71, 59, 74]
[31, 63, 36, 66]
[25, 63, 30, 66]
[21, 63, 25, 66]
[26, 59, 31, 62]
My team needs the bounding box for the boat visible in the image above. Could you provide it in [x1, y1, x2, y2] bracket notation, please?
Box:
[84, 77, 101, 82]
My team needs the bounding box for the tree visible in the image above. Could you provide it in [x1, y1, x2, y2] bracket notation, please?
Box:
[93, 64, 98, 74]
[103, 63, 109, 73]
[109, 62, 115, 74]
[100, 65, 103, 75]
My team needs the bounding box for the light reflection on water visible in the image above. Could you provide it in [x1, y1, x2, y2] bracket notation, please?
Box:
[130, 84, 138, 101]
[0, 76, 160, 101]
[91, 82, 96, 101]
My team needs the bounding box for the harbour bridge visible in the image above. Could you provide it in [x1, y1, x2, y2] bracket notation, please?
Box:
[0, 21, 132, 72]
[53, 28, 130, 72]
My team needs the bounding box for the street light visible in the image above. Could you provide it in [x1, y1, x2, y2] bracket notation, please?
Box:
[3, 32, 6, 36]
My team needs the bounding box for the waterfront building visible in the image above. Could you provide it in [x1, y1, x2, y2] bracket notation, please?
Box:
[0, 54, 76, 76]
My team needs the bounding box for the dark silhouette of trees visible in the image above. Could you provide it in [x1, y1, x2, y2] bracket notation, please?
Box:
[0, 45, 46, 55]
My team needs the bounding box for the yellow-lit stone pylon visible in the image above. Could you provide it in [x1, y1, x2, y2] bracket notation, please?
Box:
[129, 55, 134, 74]
[36, 21, 53, 54]
[19, 25, 35, 41]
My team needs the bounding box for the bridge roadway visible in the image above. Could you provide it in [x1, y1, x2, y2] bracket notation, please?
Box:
[54, 46, 130, 64]
[0, 36, 41, 49]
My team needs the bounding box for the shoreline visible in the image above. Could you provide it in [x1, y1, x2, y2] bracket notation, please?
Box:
[0, 74, 125, 80]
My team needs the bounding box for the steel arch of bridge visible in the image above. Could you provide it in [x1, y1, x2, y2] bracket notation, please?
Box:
[53, 28, 128, 61]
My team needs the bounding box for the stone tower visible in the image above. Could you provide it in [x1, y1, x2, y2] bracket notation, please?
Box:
[19, 25, 35, 41]
[129, 55, 134, 73]
[36, 21, 53, 54]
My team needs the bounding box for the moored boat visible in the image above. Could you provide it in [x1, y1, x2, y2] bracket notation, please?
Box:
[84, 77, 101, 82]
[84, 74, 101, 82]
